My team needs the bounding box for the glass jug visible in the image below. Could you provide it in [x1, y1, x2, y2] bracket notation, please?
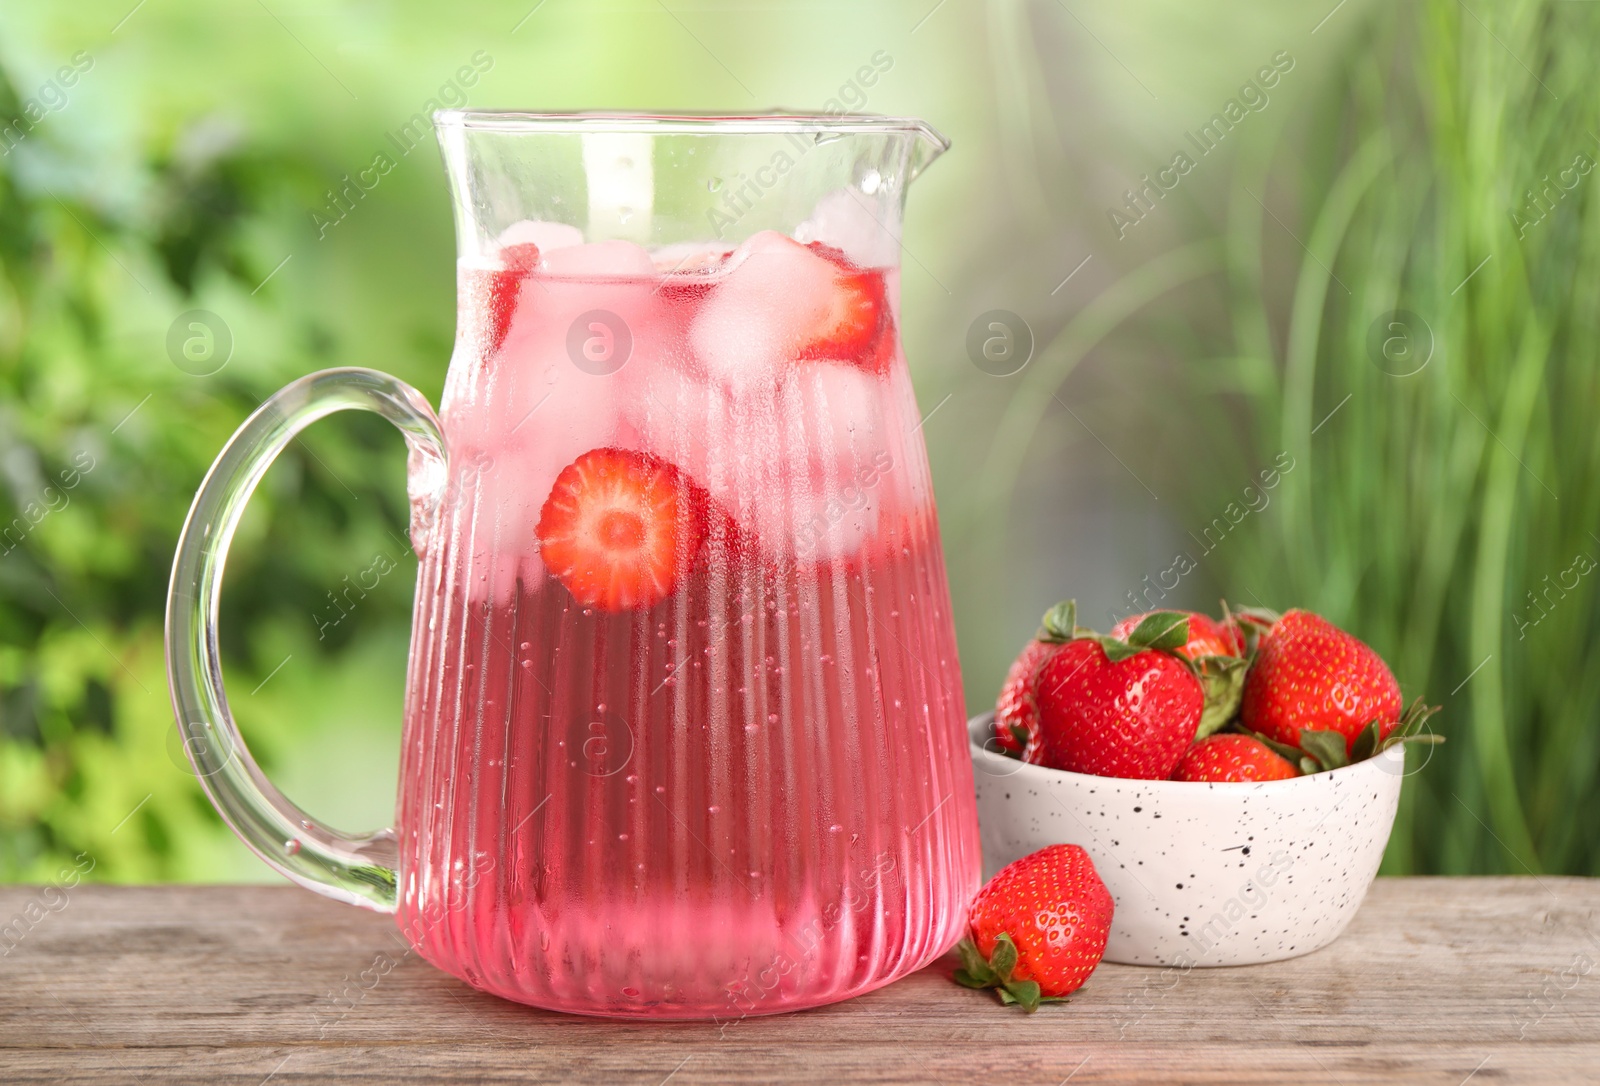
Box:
[166, 111, 979, 1019]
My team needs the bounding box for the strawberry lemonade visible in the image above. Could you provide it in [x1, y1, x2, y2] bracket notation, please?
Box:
[395, 223, 980, 1016]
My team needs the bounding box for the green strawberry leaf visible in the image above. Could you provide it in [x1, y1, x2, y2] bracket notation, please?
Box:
[1125, 611, 1191, 652]
[1349, 720, 1381, 763]
[1241, 729, 1305, 764]
[1194, 655, 1249, 738]
[951, 934, 1064, 1012]
[1298, 755, 1321, 776]
[1378, 732, 1445, 753]
[990, 933, 1019, 983]
[1299, 730, 1349, 771]
[1093, 636, 1145, 663]
[955, 938, 997, 985]
[1001, 978, 1043, 1013]
[1040, 600, 1078, 643]
[1391, 697, 1442, 740]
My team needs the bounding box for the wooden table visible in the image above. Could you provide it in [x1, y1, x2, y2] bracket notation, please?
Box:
[2, 879, 1596, 1084]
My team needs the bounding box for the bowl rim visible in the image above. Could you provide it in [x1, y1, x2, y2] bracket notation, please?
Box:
[967, 711, 1405, 792]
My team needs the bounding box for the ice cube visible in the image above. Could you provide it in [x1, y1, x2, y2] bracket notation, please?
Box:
[495, 220, 584, 254]
[688, 231, 842, 394]
[650, 241, 732, 275]
[539, 239, 657, 278]
[794, 187, 900, 269]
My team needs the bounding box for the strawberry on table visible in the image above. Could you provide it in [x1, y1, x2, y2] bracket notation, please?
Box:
[535, 447, 710, 612]
[1171, 733, 1299, 782]
[955, 844, 1113, 1011]
[1240, 609, 1402, 757]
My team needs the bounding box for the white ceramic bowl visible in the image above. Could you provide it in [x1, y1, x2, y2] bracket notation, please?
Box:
[968, 713, 1406, 967]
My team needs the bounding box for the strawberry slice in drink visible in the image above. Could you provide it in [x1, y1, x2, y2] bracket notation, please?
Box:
[479, 242, 541, 354]
[689, 231, 890, 389]
[535, 447, 710, 612]
[799, 241, 889, 367]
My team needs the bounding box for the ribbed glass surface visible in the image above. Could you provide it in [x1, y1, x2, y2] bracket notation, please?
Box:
[394, 257, 980, 1018]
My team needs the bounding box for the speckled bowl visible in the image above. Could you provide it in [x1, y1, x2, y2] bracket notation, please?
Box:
[967, 713, 1406, 967]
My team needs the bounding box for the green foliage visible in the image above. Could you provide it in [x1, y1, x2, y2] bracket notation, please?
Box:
[0, 58, 418, 881]
[1183, 0, 1600, 874]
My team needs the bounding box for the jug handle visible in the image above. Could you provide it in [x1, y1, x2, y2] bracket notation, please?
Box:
[164, 368, 447, 913]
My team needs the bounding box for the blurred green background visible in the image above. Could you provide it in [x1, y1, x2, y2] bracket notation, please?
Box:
[1, 0, 1595, 883]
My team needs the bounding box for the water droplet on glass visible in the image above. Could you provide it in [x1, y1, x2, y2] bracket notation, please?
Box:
[829, 824, 844, 834]
[284, 838, 301, 855]
[767, 713, 779, 725]
[859, 168, 882, 194]
[708, 805, 721, 815]
[708, 176, 724, 191]
[655, 785, 667, 795]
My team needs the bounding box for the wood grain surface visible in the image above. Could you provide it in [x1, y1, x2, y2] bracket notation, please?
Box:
[1, 878, 1597, 1084]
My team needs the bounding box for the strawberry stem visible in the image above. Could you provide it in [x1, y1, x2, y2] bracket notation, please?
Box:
[952, 934, 1062, 1013]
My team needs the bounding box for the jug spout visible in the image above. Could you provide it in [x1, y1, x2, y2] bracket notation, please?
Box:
[905, 119, 950, 183]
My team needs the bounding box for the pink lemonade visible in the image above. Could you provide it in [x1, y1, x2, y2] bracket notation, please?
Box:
[395, 228, 980, 1018]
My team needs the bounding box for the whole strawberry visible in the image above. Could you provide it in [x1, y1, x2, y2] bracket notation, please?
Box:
[1241, 609, 1402, 756]
[955, 844, 1113, 1010]
[1111, 609, 1247, 737]
[1172, 734, 1298, 782]
[1026, 605, 1204, 780]
[1110, 610, 1241, 661]
[992, 638, 1059, 762]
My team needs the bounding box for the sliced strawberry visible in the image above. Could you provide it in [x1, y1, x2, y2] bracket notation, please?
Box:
[799, 242, 888, 366]
[535, 447, 709, 612]
[479, 243, 540, 355]
[482, 272, 519, 354]
[501, 242, 542, 272]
